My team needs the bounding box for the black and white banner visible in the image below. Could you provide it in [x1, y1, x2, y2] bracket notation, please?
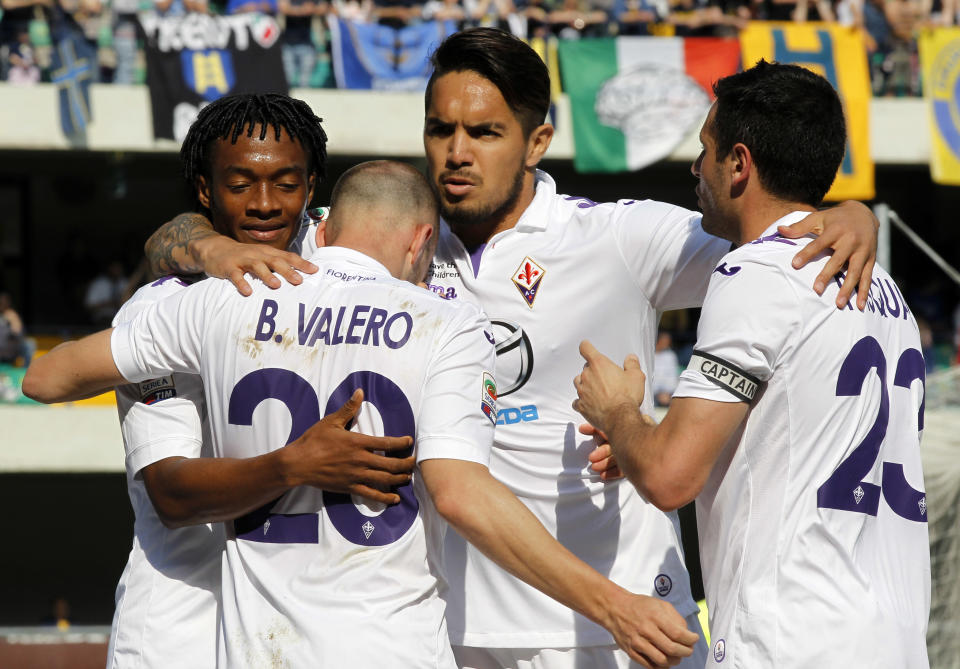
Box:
[140, 11, 288, 141]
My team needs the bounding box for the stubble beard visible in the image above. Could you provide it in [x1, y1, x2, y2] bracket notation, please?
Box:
[438, 163, 526, 238]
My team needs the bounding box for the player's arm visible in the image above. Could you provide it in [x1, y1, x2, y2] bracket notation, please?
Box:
[140, 389, 415, 528]
[421, 458, 699, 668]
[22, 330, 125, 403]
[778, 200, 878, 310]
[573, 343, 747, 509]
[620, 200, 877, 315]
[144, 212, 317, 296]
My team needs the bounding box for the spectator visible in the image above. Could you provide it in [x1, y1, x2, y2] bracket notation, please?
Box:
[652, 330, 679, 407]
[0, 0, 54, 80]
[331, 0, 372, 21]
[877, 0, 923, 96]
[7, 41, 40, 83]
[0, 292, 35, 366]
[668, 0, 740, 37]
[111, 0, 140, 84]
[41, 597, 71, 631]
[755, 0, 796, 20]
[280, 0, 321, 87]
[793, 0, 835, 20]
[465, 0, 520, 32]
[423, 0, 467, 26]
[617, 0, 661, 35]
[546, 0, 610, 38]
[371, 0, 419, 27]
[84, 260, 127, 327]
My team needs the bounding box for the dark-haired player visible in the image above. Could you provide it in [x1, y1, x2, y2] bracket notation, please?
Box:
[29, 160, 703, 668]
[104, 94, 414, 669]
[575, 61, 930, 668]
[143, 29, 882, 669]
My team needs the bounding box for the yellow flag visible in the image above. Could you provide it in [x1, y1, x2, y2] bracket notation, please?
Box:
[919, 28, 960, 185]
[740, 22, 874, 201]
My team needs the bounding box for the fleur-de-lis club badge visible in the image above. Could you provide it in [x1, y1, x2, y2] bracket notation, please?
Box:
[512, 257, 545, 308]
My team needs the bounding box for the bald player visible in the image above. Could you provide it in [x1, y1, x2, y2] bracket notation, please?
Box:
[26, 161, 700, 669]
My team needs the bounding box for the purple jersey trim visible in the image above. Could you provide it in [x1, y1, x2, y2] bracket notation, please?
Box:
[469, 243, 486, 279]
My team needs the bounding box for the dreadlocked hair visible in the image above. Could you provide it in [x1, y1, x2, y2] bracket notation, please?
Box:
[180, 93, 328, 207]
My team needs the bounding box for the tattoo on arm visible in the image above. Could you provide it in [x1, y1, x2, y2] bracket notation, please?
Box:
[144, 213, 218, 278]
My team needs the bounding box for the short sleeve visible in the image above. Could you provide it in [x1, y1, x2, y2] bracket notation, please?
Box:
[611, 200, 730, 312]
[111, 281, 208, 477]
[415, 306, 497, 466]
[674, 257, 799, 404]
[112, 280, 213, 383]
[116, 373, 206, 477]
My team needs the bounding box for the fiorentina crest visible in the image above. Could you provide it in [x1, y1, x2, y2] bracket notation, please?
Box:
[512, 257, 545, 308]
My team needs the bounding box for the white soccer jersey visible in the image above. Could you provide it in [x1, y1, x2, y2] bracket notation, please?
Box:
[108, 277, 223, 669]
[111, 246, 497, 668]
[674, 212, 930, 668]
[424, 171, 730, 648]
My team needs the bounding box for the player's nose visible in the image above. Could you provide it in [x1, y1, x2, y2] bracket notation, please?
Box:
[447, 129, 473, 167]
[691, 151, 703, 178]
[247, 183, 282, 218]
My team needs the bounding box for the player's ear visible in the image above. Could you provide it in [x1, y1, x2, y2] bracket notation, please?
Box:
[730, 142, 752, 189]
[525, 123, 554, 168]
[306, 174, 316, 204]
[315, 218, 327, 248]
[197, 176, 212, 210]
[408, 223, 434, 264]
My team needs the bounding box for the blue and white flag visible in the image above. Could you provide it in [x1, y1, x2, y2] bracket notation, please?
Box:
[49, 14, 95, 141]
[328, 17, 456, 91]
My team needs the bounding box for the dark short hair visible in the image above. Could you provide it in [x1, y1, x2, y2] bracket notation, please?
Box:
[180, 93, 328, 210]
[426, 28, 550, 137]
[711, 60, 846, 207]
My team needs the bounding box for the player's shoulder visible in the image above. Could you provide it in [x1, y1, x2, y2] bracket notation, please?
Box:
[392, 276, 485, 318]
[726, 229, 815, 269]
[555, 191, 698, 230]
[113, 276, 195, 325]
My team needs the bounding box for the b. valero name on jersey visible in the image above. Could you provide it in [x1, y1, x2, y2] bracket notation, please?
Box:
[496, 404, 539, 426]
[254, 299, 413, 349]
[687, 350, 759, 402]
[137, 376, 177, 405]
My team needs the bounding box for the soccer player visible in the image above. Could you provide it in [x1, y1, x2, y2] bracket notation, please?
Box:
[573, 61, 930, 668]
[26, 160, 702, 668]
[104, 94, 415, 668]
[140, 29, 881, 669]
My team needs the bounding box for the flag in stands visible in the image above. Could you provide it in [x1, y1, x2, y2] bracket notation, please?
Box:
[328, 17, 457, 91]
[49, 14, 95, 142]
[919, 28, 960, 186]
[740, 22, 874, 201]
[139, 12, 287, 142]
[558, 37, 739, 173]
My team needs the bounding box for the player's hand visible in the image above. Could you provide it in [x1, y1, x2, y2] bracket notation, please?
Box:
[573, 340, 646, 435]
[285, 389, 415, 504]
[580, 423, 623, 480]
[602, 589, 699, 668]
[778, 200, 877, 311]
[194, 235, 318, 296]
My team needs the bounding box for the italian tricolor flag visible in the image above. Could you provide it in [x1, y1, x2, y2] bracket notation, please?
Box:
[558, 37, 740, 172]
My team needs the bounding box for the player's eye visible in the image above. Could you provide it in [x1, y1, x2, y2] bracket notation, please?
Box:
[425, 122, 453, 137]
[227, 184, 249, 193]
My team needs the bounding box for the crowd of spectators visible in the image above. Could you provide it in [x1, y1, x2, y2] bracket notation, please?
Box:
[0, 0, 953, 95]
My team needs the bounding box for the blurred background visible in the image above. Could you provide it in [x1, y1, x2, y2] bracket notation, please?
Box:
[1, 2, 959, 666]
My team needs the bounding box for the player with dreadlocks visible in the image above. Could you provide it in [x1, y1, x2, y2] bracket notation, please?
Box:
[100, 93, 416, 669]
[147, 93, 331, 296]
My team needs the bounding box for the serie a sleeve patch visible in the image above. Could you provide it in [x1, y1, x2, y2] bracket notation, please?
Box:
[136, 376, 177, 405]
[687, 350, 760, 402]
